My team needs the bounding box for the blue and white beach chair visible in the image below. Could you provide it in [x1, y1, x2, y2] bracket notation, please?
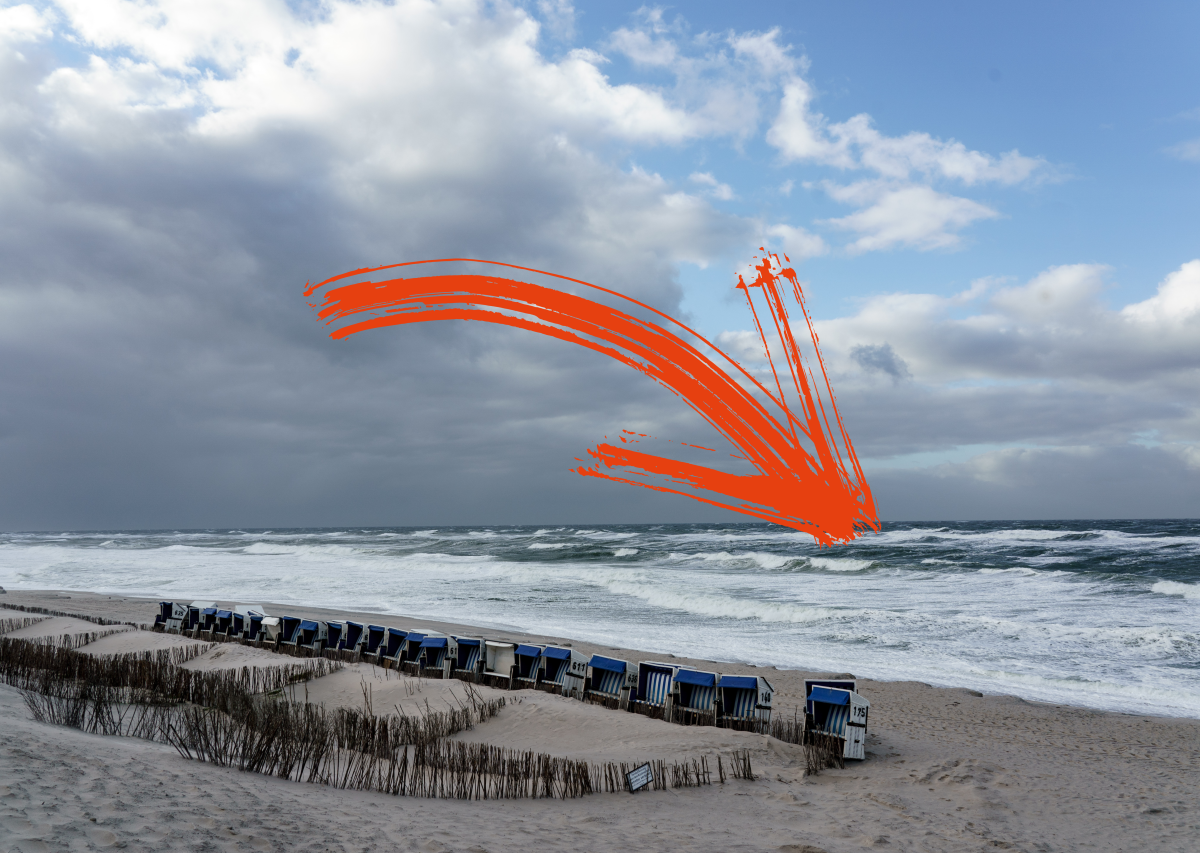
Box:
[451, 637, 484, 681]
[340, 621, 366, 656]
[631, 662, 676, 718]
[538, 647, 588, 698]
[197, 606, 220, 638]
[671, 668, 718, 724]
[584, 655, 638, 709]
[214, 609, 234, 639]
[185, 602, 215, 635]
[377, 628, 409, 668]
[324, 621, 344, 653]
[278, 616, 304, 651]
[806, 685, 870, 760]
[717, 674, 774, 732]
[257, 616, 282, 645]
[513, 645, 544, 688]
[154, 602, 188, 633]
[231, 605, 266, 641]
[362, 624, 387, 663]
[417, 635, 456, 677]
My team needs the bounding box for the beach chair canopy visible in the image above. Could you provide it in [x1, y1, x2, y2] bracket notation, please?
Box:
[637, 663, 674, 706]
[804, 679, 857, 715]
[234, 604, 267, 618]
[419, 635, 449, 667]
[246, 613, 264, 639]
[215, 610, 233, 631]
[543, 647, 571, 661]
[298, 620, 321, 643]
[403, 632, 427, 659]
[808, 686, 850, 705]
[589, 655, 627, 673]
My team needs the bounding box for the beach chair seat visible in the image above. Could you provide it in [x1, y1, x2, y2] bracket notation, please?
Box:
[232, 605, 267, 642]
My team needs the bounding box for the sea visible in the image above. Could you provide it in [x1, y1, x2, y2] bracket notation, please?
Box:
[1, 520, 1198, 718]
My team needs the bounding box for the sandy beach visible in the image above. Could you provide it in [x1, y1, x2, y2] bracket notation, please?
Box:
[2, 589, 1197, 852]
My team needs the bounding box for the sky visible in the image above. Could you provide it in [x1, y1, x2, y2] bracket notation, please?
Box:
[1, 0, 1198, 531]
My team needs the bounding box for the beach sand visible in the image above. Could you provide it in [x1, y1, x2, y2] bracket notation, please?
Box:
[1, 589, 1197, 852]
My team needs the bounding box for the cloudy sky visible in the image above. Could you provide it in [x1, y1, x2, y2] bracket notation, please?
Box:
[1, 0, 1198, 531]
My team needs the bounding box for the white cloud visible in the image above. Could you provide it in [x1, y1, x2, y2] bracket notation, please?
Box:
[822, 183, 998, 252]
[1121, 260, 1200, 325]
[1166, 138, 1200, 163]
[0, 3, 53, 44]
[763, 222, 827, 261]
[688, 170, 733, 200]
[768, 76, 1044, 185]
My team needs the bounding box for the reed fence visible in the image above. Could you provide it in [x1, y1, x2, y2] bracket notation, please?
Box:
[2, 635, 755, 800]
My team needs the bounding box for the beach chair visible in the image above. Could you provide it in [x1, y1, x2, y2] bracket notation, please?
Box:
[513, 644, 544, 688]
[185, 601, 215, 636]
[278, 615, 304, 652]
[232, 605, 267, 641]
[630, 661, 676, 719]
[154, 602, 188, 633]
[538, 647, 588, 698]
[197, 606, 220, 639]
[324, 621, 344, 655]
[340, 621, 366, 657]
[295, 620, 328, 655]
[214, 610, 234, 640]
[805, 685, 870, 760]
[258, 616, 283, 646]
[361, 624, 387, 663]
[717, 675, 774, 732]
[244, 613, 265, 642]
[451, 637, 484, 682]
[417, 635, 456, 678]
[671, 668, 718, 725]
[377, 628, 409, 669]
[584, 655, 638, 710]
[483, 641, 517, 689]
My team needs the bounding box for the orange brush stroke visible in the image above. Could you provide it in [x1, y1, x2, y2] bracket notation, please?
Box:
[305, 255, 878, 545]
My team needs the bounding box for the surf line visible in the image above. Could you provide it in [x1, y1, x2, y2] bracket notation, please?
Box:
[304, 253, 878, 545]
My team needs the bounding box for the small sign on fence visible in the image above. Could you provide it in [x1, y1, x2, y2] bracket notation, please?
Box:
[626, 762, 653, 793]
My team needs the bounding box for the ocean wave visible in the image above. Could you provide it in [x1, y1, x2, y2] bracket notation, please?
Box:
[527, 543, 569, 550]
[808, 557, 875, 572]
[600, 579, 854, 624]
[613, 548, 639, 557]
[1152, 580, 1200, 600]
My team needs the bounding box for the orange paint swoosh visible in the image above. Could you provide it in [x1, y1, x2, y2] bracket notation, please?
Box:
[305, 254, 878, 545]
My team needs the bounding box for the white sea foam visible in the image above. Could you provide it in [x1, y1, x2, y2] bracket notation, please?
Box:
[527, 543, 569, 550]
[613, 548, 639, 557]
[808, 557, 874, 572]
[1152, 580, 1200, 600]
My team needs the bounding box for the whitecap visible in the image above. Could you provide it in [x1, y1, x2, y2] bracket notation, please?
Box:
[613, 548, 639, 557]
[1152, 580, 1200, 600]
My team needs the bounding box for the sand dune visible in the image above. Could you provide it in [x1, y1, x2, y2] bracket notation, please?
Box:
[2, 589, 1197, 852]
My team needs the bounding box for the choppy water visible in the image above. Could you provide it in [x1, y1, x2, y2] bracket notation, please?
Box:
[2, 521, 1198, 717]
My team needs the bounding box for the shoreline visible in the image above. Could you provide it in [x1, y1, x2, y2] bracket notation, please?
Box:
[3, 588, 1199, 851]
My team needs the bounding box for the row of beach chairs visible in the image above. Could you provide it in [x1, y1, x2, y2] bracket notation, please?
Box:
[153, 601, 867, 739]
